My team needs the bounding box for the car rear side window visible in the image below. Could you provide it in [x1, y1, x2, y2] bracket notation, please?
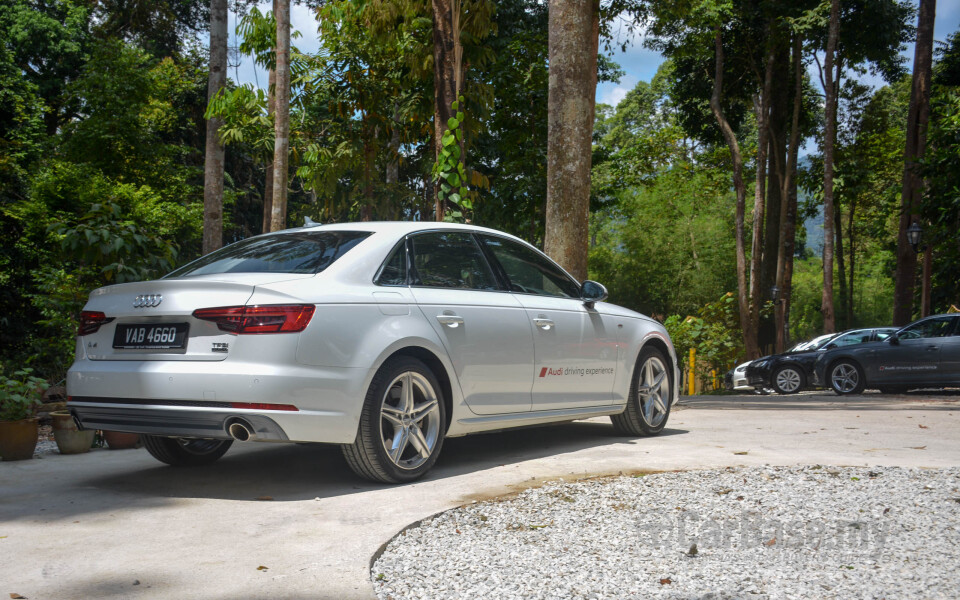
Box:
[376, 241, 407, 286]
[479, 235, 580, 298]
[410, 232, 498, 291]
[166, 231, 371, 277]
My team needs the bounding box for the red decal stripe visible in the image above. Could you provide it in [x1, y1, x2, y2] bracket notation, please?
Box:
[539, 367, 548, 378]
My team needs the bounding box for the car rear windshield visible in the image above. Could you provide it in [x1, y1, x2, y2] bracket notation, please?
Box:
[165, 231, 371, 277]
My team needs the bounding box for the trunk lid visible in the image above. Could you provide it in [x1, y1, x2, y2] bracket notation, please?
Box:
[80, 275, 312, 361]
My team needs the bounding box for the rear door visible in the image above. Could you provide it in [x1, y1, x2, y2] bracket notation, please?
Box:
[408, 231, 535, 415]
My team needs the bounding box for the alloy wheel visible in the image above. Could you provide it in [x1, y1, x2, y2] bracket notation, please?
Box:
[637, 355, 669, 428]
[379, 371, 442, 470]
[831, 363, 860, 393]
[775, 368, 802, 393]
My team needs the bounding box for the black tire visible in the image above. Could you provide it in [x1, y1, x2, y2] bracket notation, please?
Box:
[141, 436, 232, 466]
[878, 386, 908, 394]
[772, 365, 806, 395]
[828, 359, 866, 395]
[342, 356, 447, 483]
[611, 346, 672, 436]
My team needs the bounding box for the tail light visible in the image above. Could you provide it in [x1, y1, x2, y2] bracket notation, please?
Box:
[78, 311, 114, 336]
[192, 305, 316, 334]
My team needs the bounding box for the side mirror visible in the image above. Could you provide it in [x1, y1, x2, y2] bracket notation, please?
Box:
[581, 280, 608, 308]
[824, 343, 837, 350]
[888, 333, 899, 345]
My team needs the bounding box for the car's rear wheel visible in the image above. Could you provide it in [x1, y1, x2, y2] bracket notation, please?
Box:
[829, 360, 866, 395]
[611, 346, 671, 436]
[142, 436, 232, 466]
[342, 356, 446, 483]
[772, 365, 805, 394]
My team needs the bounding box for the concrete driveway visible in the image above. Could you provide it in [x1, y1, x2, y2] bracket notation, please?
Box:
[2, 391, 958, 599]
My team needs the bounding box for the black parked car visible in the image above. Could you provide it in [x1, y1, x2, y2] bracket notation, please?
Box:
[746, 327, 896, 394]
[814, 314, 960, 395]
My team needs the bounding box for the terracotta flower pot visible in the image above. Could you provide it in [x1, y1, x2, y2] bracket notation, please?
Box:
[50, 411, 95, 455]
[0, 418, 39, 461]
[102, 431, 140, 449]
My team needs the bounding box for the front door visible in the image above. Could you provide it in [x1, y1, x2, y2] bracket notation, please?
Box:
[871, 316, 954, 384]
[478, 234, 617, 410]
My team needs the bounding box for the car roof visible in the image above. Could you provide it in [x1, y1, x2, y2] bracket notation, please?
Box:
[279, 220, 524, 239]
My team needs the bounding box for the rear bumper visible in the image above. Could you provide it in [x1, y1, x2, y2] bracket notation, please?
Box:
[69, 402, 288, 441]
[66, 358, 370, 444]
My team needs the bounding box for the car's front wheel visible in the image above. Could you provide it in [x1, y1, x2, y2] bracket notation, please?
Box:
[142, 436, 232, 466]
[829, 359, 866, 395]
[611, 346, 672, 436]
[342, 356, 446, 483]
[772, 365, 805, 394]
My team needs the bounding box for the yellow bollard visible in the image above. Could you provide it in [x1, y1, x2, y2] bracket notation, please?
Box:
[688, 348, 696, 395]
[712, 369, 718, 390]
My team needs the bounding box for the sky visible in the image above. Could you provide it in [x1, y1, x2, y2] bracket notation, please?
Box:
[596, 1, 960, 108]
[227, 2, 960, 107]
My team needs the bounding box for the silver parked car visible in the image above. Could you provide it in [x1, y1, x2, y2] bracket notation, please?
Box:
[67, 222, 680, 482]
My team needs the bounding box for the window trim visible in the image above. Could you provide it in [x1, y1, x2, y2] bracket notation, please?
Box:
[476, 233, 582, 299]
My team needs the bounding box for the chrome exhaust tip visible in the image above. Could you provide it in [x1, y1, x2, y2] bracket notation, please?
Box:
[226, 419, 256, 442]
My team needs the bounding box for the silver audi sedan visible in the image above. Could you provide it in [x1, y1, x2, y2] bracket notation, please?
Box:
[67, 222, 680, 482]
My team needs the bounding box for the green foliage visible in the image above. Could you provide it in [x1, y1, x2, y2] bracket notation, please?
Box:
[0, 368, 46, 421]
[664, 293, 744, 377]
[434, 95, 472, 221]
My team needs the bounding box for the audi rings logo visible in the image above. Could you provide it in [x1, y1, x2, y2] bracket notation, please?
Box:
[133, 294, 163, 308]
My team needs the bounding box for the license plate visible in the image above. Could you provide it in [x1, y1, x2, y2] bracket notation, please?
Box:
[113, 323, 189, 349]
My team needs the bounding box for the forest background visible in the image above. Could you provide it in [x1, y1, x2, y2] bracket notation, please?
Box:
[2, 0, 959, 387]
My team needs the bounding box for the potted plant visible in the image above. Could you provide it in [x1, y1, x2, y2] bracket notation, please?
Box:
[101, 430, 140, 449]
[0, 368, 47, 461]
[50, 410, 95, 454]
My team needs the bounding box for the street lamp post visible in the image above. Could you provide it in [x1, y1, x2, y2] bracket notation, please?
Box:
[906, 221, 932, 317]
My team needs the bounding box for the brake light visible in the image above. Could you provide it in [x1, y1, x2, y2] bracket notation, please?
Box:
[192, 305, 316, 334]
[78, 311, 114, 336]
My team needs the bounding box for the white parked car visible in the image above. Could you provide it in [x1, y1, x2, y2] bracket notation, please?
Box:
[67, 222, 680, 482]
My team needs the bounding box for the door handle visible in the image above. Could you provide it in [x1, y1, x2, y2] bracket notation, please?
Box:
[436, 314, 464, 328]
[926, 345, 939, 352]
[532, 317, 554, 331]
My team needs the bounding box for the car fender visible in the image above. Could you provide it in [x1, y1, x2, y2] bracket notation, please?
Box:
[616, 317, 681, 406]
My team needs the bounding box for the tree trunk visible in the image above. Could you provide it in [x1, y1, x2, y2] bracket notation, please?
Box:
[202, 0, 228, 254]
[775, 35, 803, 354]
[709, 29, 759, 359]
[847, 198, 856, 325]
[270, 0, 291, 232]
[893, 0, 937, 326]
[432, 0, 456, 221]
[821, 0, 839, 333]
[748, 43, 774, 355]
[760, 40, 789, 352]
[262, 60, 276, 234]
[361, 116, 376, 221]
[544, 0, 595, 282]
[834, 194, 846, 328]
[386, 104, 400, 186]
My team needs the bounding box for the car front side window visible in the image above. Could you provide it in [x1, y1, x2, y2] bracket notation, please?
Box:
[479, 235, 580, 298]
[899, 317, 955, 340]
[410, 232, 499, 291]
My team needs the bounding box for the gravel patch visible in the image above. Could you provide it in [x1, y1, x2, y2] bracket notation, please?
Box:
[372, 466, 960, 599]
